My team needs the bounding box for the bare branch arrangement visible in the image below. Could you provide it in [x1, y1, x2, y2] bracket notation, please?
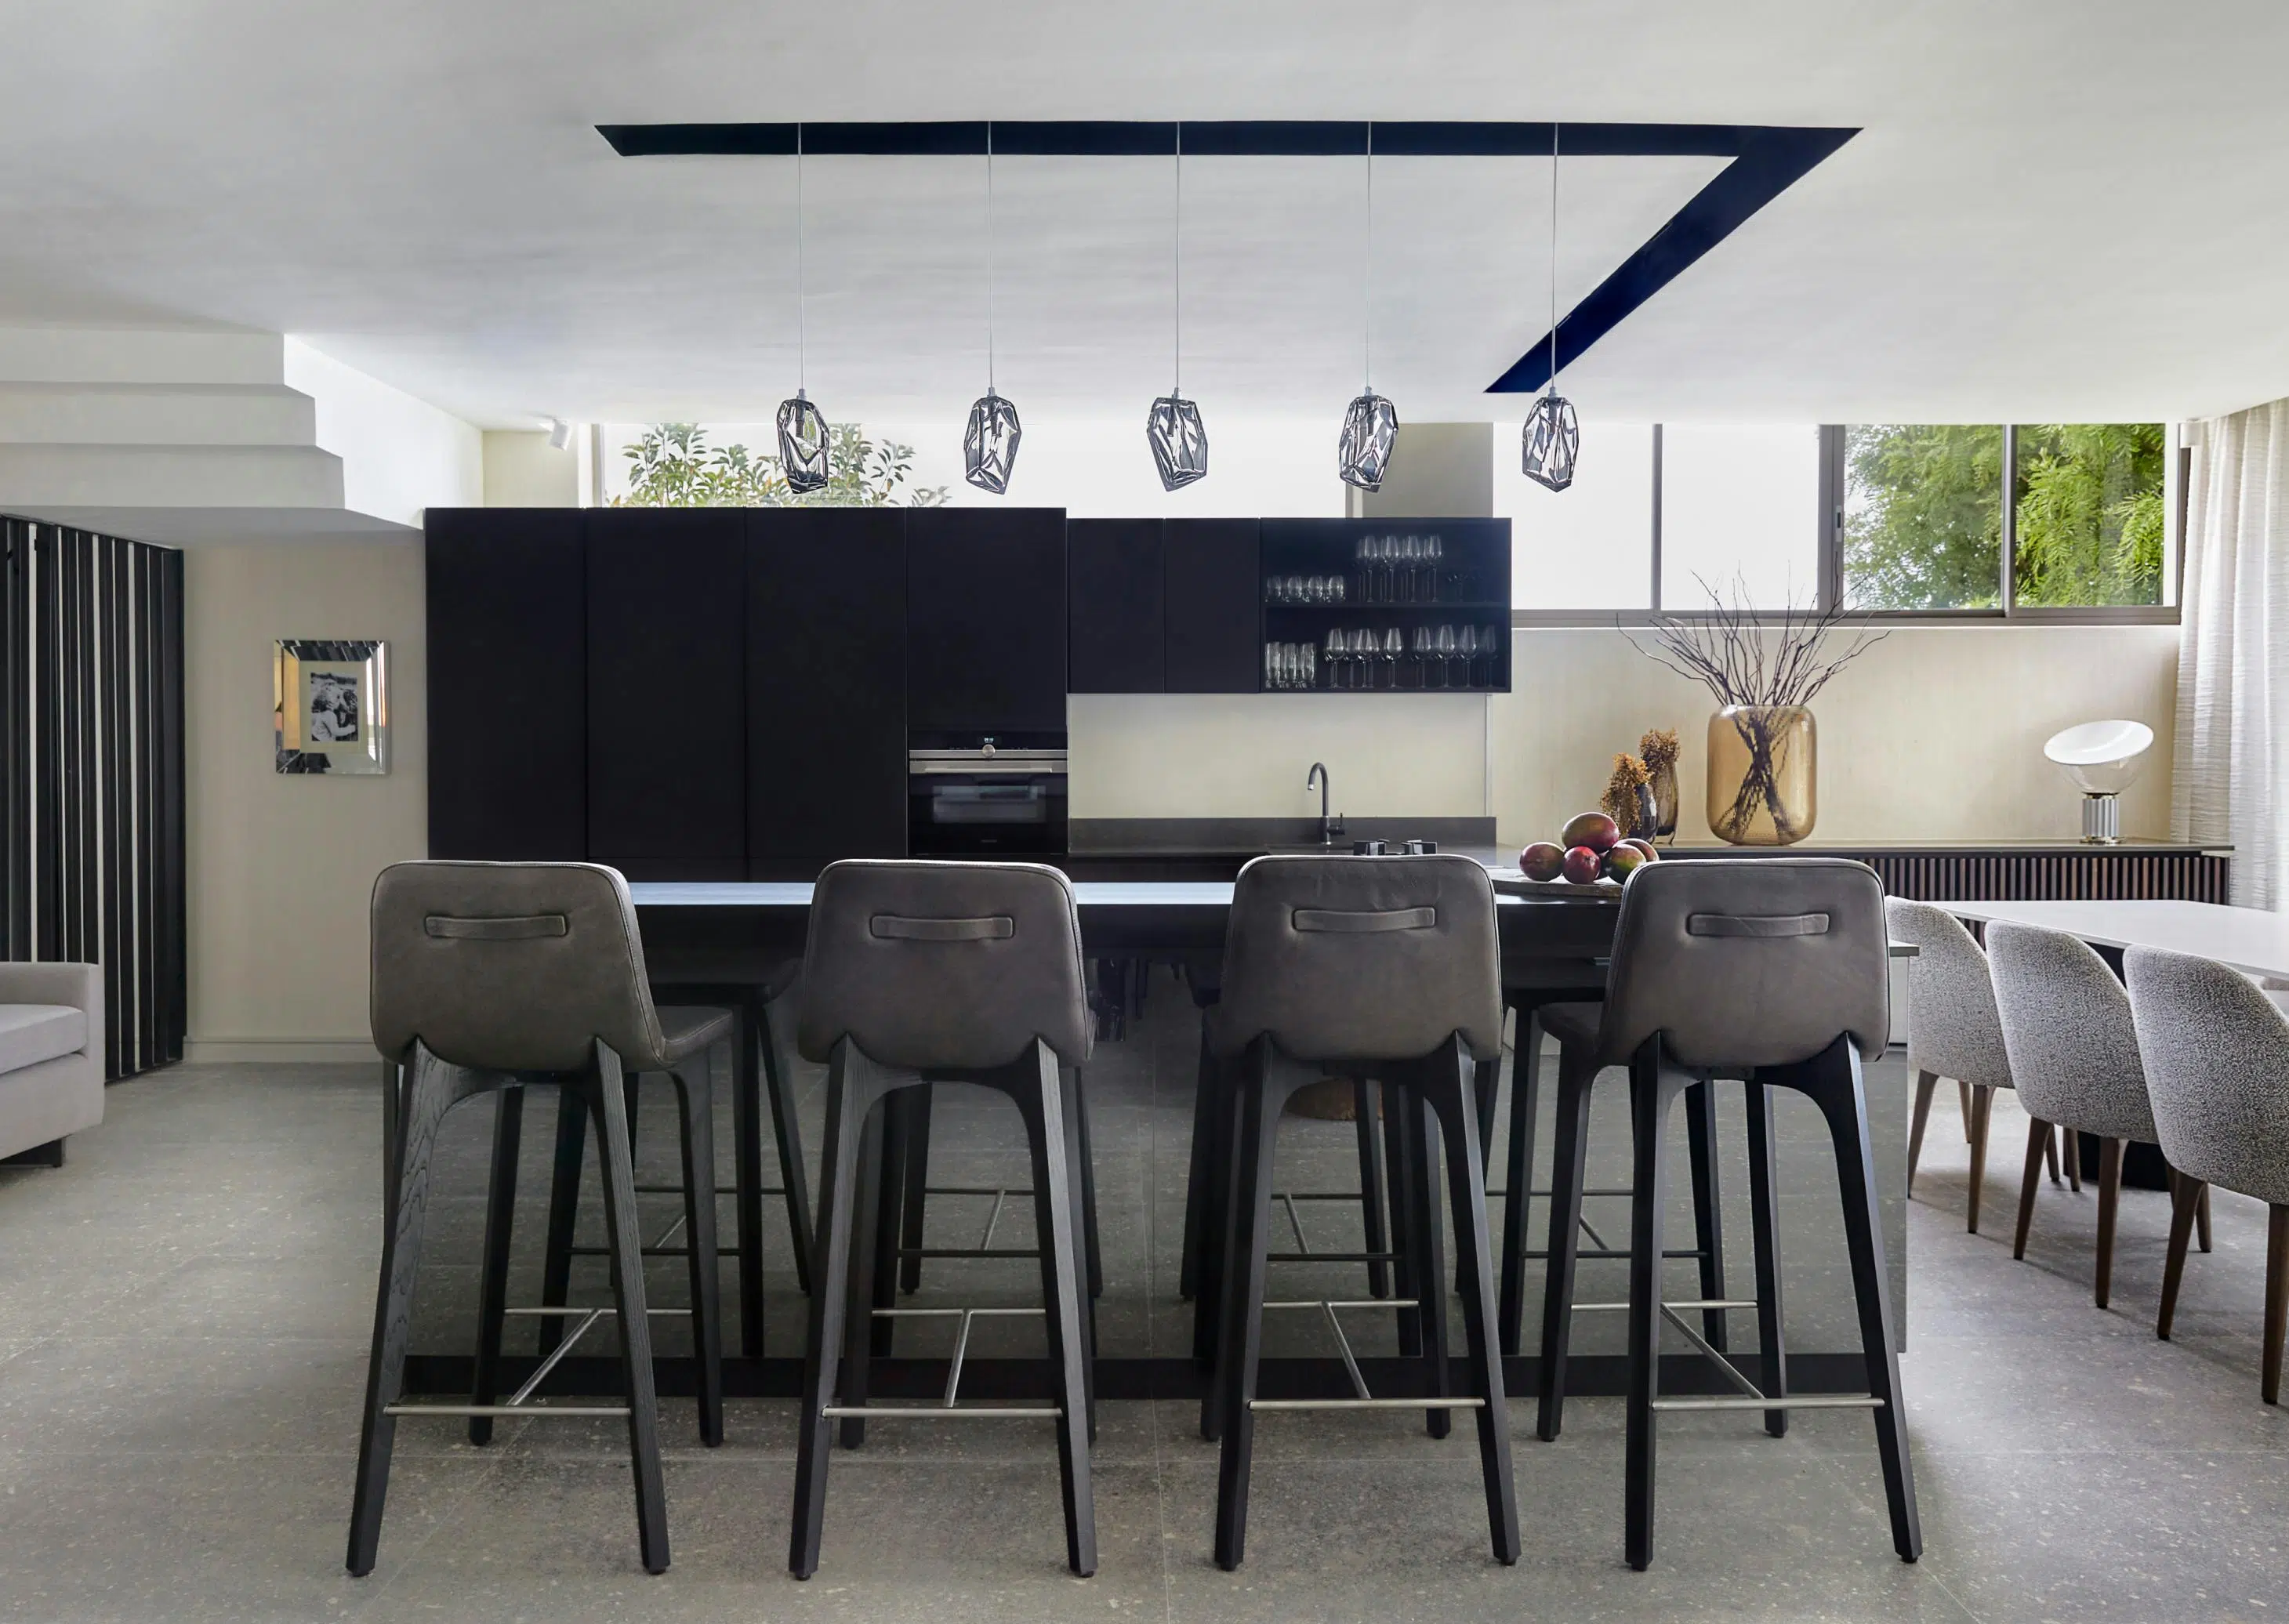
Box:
[1624, 573, 1888, 708]
[1623, 576, 1886, 843]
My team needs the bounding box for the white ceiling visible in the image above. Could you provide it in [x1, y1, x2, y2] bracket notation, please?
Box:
[5, 2, 2287, 429]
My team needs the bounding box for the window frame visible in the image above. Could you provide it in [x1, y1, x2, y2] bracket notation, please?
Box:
[1509, 422, 2182, 627]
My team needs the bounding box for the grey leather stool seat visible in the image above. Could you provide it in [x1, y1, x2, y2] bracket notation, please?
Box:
[1199, 854, 1518, 1571]
[788, 860, 1097, 1580]
[1989, 922, 2178, 1307]
[2127, 945, 2289, 1402]
[351, 861, 731, 1579]
[1535, 859, 1919, 1571]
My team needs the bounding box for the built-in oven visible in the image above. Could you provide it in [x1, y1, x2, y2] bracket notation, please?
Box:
[908, 739, 1068, 857]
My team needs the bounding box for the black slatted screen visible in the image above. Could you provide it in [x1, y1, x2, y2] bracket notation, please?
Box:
[0, 517, 186, 1078]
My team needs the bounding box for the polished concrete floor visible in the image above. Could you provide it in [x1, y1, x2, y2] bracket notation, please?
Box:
[4, 991, 2288, 1622]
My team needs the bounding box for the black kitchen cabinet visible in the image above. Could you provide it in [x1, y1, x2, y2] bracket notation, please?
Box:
[585, 509, 746, 873]
[425, 508, 587, 859]
[1165, 519, 1262, 694]
[1066, 519, 1165, 694]
[746, 509, 908, 863]
[905, 508, 1068, 738]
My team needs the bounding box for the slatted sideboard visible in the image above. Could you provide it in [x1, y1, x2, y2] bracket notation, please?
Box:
[1663, 842, 2232, 904]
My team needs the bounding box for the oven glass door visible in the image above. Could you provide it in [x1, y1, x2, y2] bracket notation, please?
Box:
[909, 771, 1068, 855]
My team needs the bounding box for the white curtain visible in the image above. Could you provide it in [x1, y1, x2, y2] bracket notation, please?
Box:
[2174, 399, 2289, 908]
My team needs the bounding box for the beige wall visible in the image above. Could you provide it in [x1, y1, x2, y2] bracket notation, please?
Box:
[1069, 622, 2179, 846]
[183, 541, 427, 1061]
[481, 430, 579, 507]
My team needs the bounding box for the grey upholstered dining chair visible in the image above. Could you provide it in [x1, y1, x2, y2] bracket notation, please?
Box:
[787, 860, 1097, 1581]
[353, 861, 732, 1579]
[1199, 854, 1516, 1573]
[1886, 897, 2045, 1230]
[2126, 945, 2289, 1404]
[1540, 859, 1919, 1571]
[1987, 922, 2162, 1307]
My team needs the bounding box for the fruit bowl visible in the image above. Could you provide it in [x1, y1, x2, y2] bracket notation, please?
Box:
[1487, 868, 1623, 901]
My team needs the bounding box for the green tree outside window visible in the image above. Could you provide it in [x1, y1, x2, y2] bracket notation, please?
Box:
[612, 422, 949, 509]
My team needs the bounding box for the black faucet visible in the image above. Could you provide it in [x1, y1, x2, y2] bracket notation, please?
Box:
[1306, 762, 1344, 846]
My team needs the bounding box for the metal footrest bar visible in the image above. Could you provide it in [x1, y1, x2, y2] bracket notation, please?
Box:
[865, 1305, 1046, 1409]
[385, 1403, 632, 1418]
[1268, 1251, 1402, 1265]
[383, 1303, 673, 1421]
[633, 1183, 790, 1199]
[1485, 1185, 1635, 1202]
[1572, 1299, 1758, 1313]
[1250, 1397, 1488, 1412]
[822, 1406, 1062, 1419]
[1521, 1248, 1711, 1262]
[1659, 1303, 1764, 1401]
[1651, 1396, 1883, 1413]
[1252, 1298, 1477, 1412]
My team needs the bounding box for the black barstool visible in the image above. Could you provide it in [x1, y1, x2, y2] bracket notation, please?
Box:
[788, 859, 1097, 1580]
[351, 861, 730, 1579]
[1200, 854, 1518, 1571]
[1533, 857, 1919, 1570]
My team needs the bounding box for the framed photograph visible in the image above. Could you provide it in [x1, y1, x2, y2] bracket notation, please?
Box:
[275, 640, 389, 774]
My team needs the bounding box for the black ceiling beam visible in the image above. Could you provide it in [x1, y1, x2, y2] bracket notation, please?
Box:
[593, 119, 1859, 393]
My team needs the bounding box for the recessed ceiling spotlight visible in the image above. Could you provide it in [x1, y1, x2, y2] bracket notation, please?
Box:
[546, 417, 572, 451]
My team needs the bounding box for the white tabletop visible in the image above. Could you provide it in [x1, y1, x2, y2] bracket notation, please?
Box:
[1933, 898, 2289, 982]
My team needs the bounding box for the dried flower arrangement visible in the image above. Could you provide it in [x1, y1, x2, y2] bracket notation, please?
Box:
[1638, 728, 1680, 776]
[1600, 752, 1654, 838]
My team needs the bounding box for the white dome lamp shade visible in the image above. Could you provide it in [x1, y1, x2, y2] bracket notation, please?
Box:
[2043, 720, 2155, 844]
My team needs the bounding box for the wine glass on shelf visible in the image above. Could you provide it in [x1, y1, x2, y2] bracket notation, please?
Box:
[1424, 535, 1444, 604]
[1324, 627, 1345, 690]
[1380, 626, 1401, 689]
[1456, 625, 1479, 689]
[1378, 535, 1399, 604]
[1436, 624, 1459, 688]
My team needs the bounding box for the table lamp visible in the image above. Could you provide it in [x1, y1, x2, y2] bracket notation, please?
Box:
[2043, 720, 2154, 845]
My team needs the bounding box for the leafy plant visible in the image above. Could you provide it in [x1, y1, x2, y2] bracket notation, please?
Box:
[613, 422, 948, 509]
[2011, 423, 2164, 607]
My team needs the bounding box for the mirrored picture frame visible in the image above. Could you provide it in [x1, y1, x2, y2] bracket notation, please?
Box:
[274, 639, 389, 774]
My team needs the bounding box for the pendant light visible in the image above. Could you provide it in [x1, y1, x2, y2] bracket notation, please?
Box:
[1522, 118, 1580, 493]
[964, 123, 1021, 494]
[778, 125, 830, 495]
[1147, 126, 1208, 491]
[1338, 121, 1398, 491]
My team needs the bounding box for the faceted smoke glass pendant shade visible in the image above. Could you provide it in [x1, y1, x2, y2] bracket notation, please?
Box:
[1522, 392, 1580, 492]
[1337, 390, 1398, 491]
[1147, 394, 1208, 491]
[964, 391, 1022, 495]
[777, 390, 829, 494]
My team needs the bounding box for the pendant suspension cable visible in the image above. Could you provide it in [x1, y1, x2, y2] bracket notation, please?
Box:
[1363, 121, 1374, 391]
[985, 122, 996, 393]
[1173, 126, 1183, 397]
[1546, 118, 1559, 395]
[796, 125, 807, 395]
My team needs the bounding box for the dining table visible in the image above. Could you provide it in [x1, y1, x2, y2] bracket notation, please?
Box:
[1931, 897, 2289, 982]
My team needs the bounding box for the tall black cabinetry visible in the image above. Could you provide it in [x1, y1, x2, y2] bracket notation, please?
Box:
[905, 508, 1068, 738]
[424, 508, 588, 860]
[745, 508, 907, 865]
[1063, 517, 1261, 696]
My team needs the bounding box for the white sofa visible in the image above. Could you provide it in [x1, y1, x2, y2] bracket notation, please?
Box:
[0, 962, 103, 1167]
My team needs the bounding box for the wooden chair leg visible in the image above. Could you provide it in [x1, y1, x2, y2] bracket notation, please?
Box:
[589, 1046, 669, 1575]
[868, 1093, 910, 1365]
[671, 1055, 725, 1447]
[1401, 1087, 1453, 1441]
[728, 1002, 767, 1357]
[1744, 1082, 1788, 1437]
[1179, 1023, 1218, 1304]
[2266, 1206, 2289, 1406]
[468, 1086, 525, 1445]
[1623, 1049, 1688, 1572]
[1906, 1071, 1939, 1193]
[2064, 1126, 2082, 1192]
[1024, 1042, 1097, 1575]
[1424, 1037, 1519, 1565]
[1535, 1048, 1594, 1442]
[1958, 1078, 1973, 1141]
[897, 1085, 932, 1295]
[1074, 1068, 1104, 1303]
[1212, 1045, 1296, 1571]
[2044, 1124, 2061, 1185]
[1384, 1084, 1424, 1362]
[840, 1100, 887, 1450]
[789, 1043, 880, 1579]
[2157, 1173, 2204, 1341]
[535, 1085, 588, 1359]
[1966, 1085, 1995, 1234]
[2012, 1117, 2048, 1261]
[758, 995, 818, 1296]
[1685, 1081, 1728, 1353]
[1499, 1006, 1545, 1358]
[2094, 1137, 2124, 1310]
[2199, 1184, 2215, 1253]
[1354, 1078, 1391, 1300]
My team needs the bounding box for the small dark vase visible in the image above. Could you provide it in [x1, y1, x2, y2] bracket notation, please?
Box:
[1648, 763, 1679, 841]
[1623, 783, 1660, 843]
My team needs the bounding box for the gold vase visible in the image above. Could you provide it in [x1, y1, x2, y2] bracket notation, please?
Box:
[1707, 705, 1817, 846]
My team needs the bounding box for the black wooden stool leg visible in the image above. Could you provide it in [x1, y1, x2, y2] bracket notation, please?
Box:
[1500, 1006, 1546, 1358]
[789, 1043, 881, 1579]
[1076, 1069, 1104, 1303]
[1624, 1047, 1689, 1573]
[469, 1086, 525, 1445]
[841, 1099, 887, 1450]
[1805, 1040, 1921, 1563]
[1354, 1078, 1391, 1299]
[730, 1000, 767, 1358]
[1424, 1039, 1520, 1564]
[1199, 1069, 1246, 1439]
[589, 1048, 669, 1575]
[1685, 1080, 1729, 1353]
[898, 1085, 932, 1294]
[1213, 1042, 1297, 1571]
[1195, 1063, 1239, 1380]
[760, 996, 818, 1296]
[1025, 1042, 1098, 1576]
[1536, 1046, 1594, 1441]
[347, 1048, 459, 1577]
[1060, 1064, 1100, 1443]
[870, 1092, 910, 1362]
[1744, 1081, 1788, 1437]
[1180, 1024, 1218, 1303]
[1406, 1088, 1453, 1440]
[1385, 1088, 1424, 1360]
[536, 1084, 587, 1358]
[673, 1056, 725, 1448]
